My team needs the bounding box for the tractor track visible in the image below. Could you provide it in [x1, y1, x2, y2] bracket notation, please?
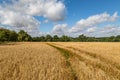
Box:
[47, 43, 120, 80]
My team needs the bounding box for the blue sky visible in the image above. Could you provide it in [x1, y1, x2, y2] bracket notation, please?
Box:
[0, 0, 120, 37]
[68, 1, 119, 18]
[64, 0, 120, 26]
[41, 0, 120, 36]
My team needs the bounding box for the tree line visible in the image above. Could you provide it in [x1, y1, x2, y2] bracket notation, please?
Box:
[0, 28, 120, 42]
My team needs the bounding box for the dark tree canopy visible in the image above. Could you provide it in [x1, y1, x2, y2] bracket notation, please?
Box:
[0, 28, 18, 42]
[18, 30, 32, 41]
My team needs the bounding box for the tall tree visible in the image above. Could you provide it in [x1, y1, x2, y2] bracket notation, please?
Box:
[60, 35, 70, 42]
[9, 31, 18, 41]
[18, 30, 32, 41]
[53, 35, 59, 42]
[45, 34, 52, 42]
[0, 28, 10, 42]
[78, 34, 87, 42]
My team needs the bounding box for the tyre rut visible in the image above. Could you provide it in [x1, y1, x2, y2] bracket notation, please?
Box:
[48, 43, 120, 80]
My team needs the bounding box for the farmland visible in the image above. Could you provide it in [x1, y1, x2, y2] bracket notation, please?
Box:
[0, 42, 120, 80]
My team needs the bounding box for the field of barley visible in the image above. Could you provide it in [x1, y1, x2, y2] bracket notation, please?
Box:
[0, 42, 120, 80]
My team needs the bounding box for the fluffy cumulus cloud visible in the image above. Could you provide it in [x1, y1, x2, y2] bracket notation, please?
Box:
[0, 8, 40, 28]
[84, 25, 120, 37]
[86, 27, 97, 33]
[51, 24, 68, 36]
[3, 0, 66, 21]
[69, 12, 118, 33]
[50, 12, 120, 37]
[0, 0, 66, 36]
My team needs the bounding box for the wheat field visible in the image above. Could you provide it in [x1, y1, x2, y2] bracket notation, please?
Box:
[0, 42, 120, 80]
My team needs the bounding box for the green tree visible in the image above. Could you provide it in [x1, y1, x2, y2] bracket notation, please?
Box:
[60, 35, 70, 42]
[45, 35, 52, 42]
[18, 30, 32, 41]
[40, 36, 46, 41]
[0, 28, 10, 42]
[78, 34, 87, 42]
[113, 35, 120, 42]
[9, 31, 18, 41]
[53, 35, 59, 42]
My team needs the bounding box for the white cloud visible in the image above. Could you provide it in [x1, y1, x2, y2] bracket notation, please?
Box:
[51, 24, 68, 36]
[3, 0, 66, 21]
[86, 27, 97, 33]
[43, 1, 66, 21]
[69, 12, 118, 33]
[50, 12, 119, 37]
[84, 25, 120, 37]
[0, 8, 40, 36]
[0, 0, 66, 36]
[0, 9, 40, 28]
[98, 25, 120, 37]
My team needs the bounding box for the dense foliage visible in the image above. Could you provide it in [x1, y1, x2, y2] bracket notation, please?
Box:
[0, 28, 120, 42]
[0, 28, 31, 42]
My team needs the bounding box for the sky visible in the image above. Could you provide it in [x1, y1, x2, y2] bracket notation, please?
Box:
[0, 0, 120, 37]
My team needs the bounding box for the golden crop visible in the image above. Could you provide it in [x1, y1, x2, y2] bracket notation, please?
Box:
[0, 42, 120, 80]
